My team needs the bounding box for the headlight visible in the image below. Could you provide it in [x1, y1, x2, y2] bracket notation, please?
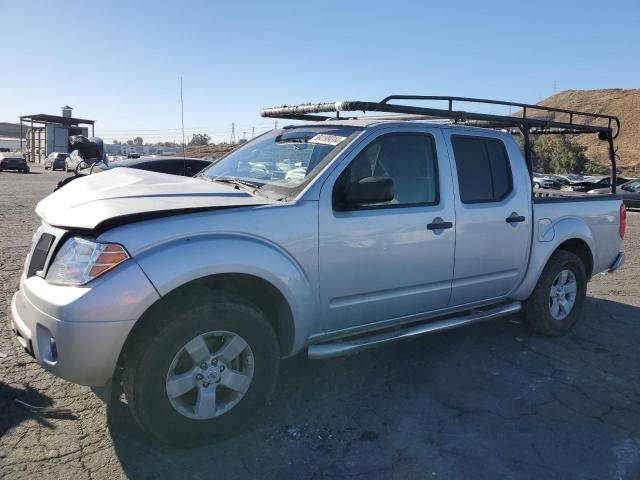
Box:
[46, 237, 129, 286]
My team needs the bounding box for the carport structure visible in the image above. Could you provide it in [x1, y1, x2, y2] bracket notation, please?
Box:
[19, 113, 95, 163]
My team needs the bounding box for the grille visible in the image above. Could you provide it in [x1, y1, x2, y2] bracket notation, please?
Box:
[27, 233, 55, 277]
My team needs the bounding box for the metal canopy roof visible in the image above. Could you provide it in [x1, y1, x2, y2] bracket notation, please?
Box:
[20, 114, 95, 126]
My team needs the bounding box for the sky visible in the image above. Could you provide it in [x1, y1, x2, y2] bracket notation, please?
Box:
[1, 0, 639, 144]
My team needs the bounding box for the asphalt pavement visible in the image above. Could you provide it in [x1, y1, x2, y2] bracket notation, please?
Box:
[1, 164, 639, 479]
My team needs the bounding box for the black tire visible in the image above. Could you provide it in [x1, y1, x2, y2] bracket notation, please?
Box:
[123, 297, 280, 447]
[522, 250, 587, 336]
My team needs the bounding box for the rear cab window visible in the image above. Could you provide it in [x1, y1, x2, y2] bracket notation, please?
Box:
[450, 135, 513, 203]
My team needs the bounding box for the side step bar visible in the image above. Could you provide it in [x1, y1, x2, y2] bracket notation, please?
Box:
[308, 301, 522, 360]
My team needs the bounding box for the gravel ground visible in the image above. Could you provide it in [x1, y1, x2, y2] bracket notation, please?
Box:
[1, 164, 639, 479]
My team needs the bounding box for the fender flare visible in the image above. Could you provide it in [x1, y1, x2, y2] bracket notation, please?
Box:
[511, 217, 595, 301]
[133, 232, 314, 352]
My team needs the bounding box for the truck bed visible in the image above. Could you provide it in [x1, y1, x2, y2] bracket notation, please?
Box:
[533, 191, 620, 203]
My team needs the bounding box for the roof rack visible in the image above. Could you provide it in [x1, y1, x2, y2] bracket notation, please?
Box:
[261, 95, 619, 137]
[260, 95, 621, 192]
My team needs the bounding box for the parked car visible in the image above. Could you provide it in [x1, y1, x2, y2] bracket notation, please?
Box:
[562, 175, 631, 193]
[532, 172, 555, 189]
[589, 178, 640, 209]
[44, 152, 69, 171]
[54, 156, 213, 190]
[11, 97, 626, 446]
[0, 152, 29, 173]
[64, 150, 85, 172]
[557, 174, 585, 184]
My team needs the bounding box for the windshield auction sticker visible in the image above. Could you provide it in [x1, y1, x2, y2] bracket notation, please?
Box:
[308, 134, 347, 146]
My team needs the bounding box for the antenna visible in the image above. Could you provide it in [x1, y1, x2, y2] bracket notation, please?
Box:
[180, 77, 186, 175]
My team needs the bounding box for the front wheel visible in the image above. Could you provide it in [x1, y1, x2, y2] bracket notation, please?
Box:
[522, 250, 587, 336]
[123, 297, 280, 447]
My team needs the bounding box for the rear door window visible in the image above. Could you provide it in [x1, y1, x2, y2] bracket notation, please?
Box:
[451, 135, 513, 204]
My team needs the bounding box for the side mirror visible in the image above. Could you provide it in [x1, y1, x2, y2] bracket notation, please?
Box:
[339, 176, 395, 209]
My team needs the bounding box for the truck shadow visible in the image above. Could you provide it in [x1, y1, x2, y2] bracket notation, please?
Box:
[0, 383, 75, 437]
[107, 297, 640, 480]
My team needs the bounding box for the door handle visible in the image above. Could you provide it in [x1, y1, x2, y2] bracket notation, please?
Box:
[427, 220, 453, 230]
[506, 214, 526, 223]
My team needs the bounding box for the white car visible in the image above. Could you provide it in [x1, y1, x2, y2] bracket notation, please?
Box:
[533, 173, 555, 189]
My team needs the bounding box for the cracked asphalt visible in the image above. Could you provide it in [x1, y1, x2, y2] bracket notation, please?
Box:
[1, 164, 639, 479]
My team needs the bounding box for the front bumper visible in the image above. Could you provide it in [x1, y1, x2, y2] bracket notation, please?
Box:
[9, 260, 160, 386]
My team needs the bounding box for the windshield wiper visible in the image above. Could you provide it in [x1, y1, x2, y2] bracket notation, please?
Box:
[202, 176, 270, 198]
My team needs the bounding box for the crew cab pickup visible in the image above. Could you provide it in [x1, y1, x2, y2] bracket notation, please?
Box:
[10, 97, 626, 446]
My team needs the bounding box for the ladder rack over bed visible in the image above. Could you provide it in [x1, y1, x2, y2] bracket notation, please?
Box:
[260, 95, 621, 193]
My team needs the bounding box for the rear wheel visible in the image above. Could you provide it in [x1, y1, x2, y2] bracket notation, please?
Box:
[123, 297, 280, 447]
[522, 250, 587, 336]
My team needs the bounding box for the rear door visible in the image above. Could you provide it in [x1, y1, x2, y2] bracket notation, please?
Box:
[318, 126, 456, 332]
[444, 131, 531, 306]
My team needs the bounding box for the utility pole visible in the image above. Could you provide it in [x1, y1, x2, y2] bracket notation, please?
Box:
[242, 131, 247, 141]
[230, 123, 236, 144]
[251, 127, 255, 139]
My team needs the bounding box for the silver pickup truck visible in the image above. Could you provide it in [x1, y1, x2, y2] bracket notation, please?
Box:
[10, 96, 626, 446]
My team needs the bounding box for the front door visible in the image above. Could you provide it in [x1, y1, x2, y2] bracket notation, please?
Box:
[318, 128, 456, 333]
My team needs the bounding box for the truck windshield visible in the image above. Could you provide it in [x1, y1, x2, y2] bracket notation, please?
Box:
[198, 126, 362, 197]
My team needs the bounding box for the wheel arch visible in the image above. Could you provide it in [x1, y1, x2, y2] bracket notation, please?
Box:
[555, 238, 593, 279]
[511, 229, 595, 301]
[115, 273, 296, 389]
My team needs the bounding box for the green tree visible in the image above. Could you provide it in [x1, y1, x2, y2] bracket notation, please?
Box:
[189, 133, 211, 146]
[582, 162, 609, 175]
[516, 134, 588, 173]
[134, 136, 144, 146]
[535, 135, 587, 173]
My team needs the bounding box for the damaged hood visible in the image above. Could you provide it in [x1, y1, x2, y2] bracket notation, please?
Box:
[36, 168, 271, 230]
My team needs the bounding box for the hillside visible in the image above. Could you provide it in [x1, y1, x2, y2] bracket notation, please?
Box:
[185, 142, 237, 159]
[532, 89, 640, 171]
